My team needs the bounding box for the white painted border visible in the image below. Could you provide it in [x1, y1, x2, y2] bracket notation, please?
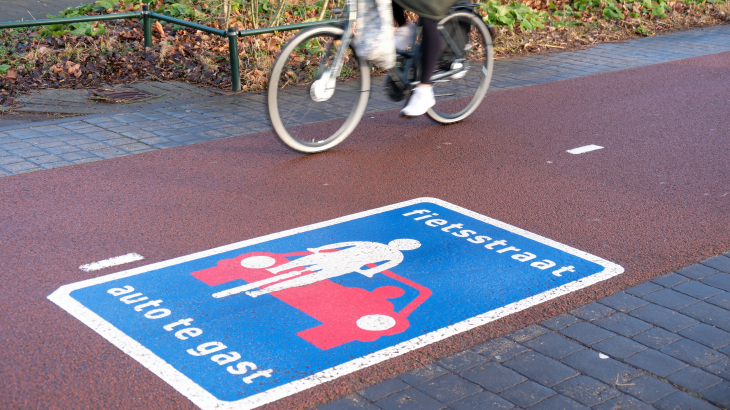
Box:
[48, 198, 624, 410]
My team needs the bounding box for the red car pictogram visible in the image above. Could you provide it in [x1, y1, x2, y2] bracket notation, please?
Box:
[191, 250, 431, 350]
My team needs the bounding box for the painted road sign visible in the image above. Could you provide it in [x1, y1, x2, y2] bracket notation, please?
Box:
[49, 198, 624, 410]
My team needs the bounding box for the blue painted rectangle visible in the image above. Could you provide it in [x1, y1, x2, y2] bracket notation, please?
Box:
[49, 198, 623, 410]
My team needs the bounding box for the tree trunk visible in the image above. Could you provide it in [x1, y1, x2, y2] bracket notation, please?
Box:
[220, 0, 232, 29]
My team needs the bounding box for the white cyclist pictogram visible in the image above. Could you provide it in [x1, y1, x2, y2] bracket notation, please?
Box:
[213, 239, 421, 298]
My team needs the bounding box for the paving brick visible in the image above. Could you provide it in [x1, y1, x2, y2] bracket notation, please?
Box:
[26, 154, 64, 165]
[553, 375, 620, 406]
[623, 349, 687, 377]
[593, 394, 654, 410]
[680, 324, 730, 349]
[561, 349, 643, 385]
[593, 313, 653, 337]
[652, 273, 689, 288]
[625, 282, 662, 297]
[416, 374, 482, 404]
[591, 336, 646, 358]
[76, 141, 114, 151]
[503, 352, 578, 387]
[643, 288, 700, 310]
[706, 293, 730, 310]
[523, 332, 584, 360]
[461, 362, 526, 392]
[150, 141, 184, 149]
[0, 168, 12, 177]
[598, 292, 648, 312]
[673, 281, 724, 300]
[359, 378, 410, 401]
[0, 141, 33, 150]
[437, 351, 487, 373]
[168, 133, 203, 143]
[39, 161, 74, 170]
[449, 391, 514, 410]
[43, 144, 80, 155]
[540, 314, 580, 330]
[632, 327, 682, 349]
[375, 387, 445, 410]
[699, 381, 730, 408]
[509, 325, 549, 343]
[702, 255, 730, 272]
[667, 367, 723, 393]
[703, 273, 730, 292]
[7, 129, 44, 139]
[524, 394, 589, 410]
[0, 155, 24, 165]
[58, 150, 100, 161]
[12, 166, 43, 175]
[59, 121, 91, 130]
[681, 301, 730, 332]
[653, 391, 719, 410]
[630, 304, 699, 332]
[661, 339, 724, 367]
[499, 381, 554, 407]
[319, 394, 381, 410]
[1, 160, 42, 172]
[615, 374, 677, 403]
[89, 147, 128, 159]
[398, 363, 449, 386]
[569, 303, 615, 321]
[559, 321, 615, 345]
[8, 147, 48, 157]
[471, 337, 529, 362]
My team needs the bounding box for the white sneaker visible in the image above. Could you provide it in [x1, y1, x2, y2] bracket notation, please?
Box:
[394, 22, 415, 50]
[400, 86, 435, 117]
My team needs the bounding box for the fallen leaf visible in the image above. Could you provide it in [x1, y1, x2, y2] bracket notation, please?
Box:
[5, 69, 17, 81]
[155, 21, 165, 38]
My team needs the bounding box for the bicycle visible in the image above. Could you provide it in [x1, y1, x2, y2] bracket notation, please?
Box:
[267, 0, 495, 153]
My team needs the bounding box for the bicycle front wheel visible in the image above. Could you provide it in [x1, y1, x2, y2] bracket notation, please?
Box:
[427, 11, 494, 124]
[268, 25, 370, 153]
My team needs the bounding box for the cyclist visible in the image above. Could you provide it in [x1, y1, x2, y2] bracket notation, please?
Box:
[392, 0, 456, 117]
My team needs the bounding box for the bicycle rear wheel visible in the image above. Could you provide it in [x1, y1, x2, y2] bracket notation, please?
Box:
[427, 11, 493, 124]
[268, 25, 370, 153]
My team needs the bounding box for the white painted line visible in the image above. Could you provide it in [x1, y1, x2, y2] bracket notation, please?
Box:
[79, 253, 144, 272]
[566, 144, 604, 155]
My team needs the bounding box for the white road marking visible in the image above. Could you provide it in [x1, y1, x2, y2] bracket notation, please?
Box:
[79, 253, 144, 272]
[566, 144, 604, 155]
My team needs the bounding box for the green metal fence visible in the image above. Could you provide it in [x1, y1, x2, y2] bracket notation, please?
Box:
[0, 4, 339, 92]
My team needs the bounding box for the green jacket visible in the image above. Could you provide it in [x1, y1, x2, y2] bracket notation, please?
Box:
[393, 0, 456, 20]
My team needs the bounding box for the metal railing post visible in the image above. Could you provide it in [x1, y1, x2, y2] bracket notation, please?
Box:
[228, 27, 241, 92]
[142, 4, 152, 48]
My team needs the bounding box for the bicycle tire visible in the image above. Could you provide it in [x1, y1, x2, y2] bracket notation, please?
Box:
[427, 11, 493, 124]
[268, 25, 370, 153]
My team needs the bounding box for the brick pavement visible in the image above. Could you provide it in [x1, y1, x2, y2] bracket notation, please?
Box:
[320, 253, 730, 410]
[1, 24, 730, 177]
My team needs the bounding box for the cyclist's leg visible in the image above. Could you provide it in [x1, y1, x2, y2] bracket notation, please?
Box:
[401, 17, 441, 117]
[419, 18, 441, 85]
[392, 2, 407, 27]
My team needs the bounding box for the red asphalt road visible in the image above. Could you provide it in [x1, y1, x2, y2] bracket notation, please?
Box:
[2, 51, 730, 410]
